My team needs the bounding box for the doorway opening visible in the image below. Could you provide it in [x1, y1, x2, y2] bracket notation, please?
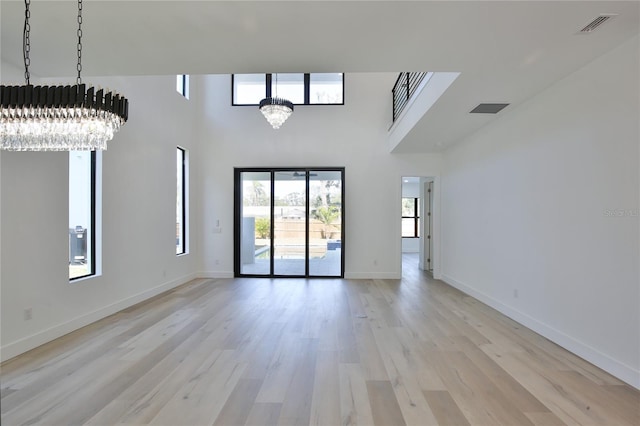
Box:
[401, 176, 435, 276]
[234, 168, 344, 278]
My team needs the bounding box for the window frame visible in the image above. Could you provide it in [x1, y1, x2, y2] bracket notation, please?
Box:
[231, 74, 267, 106]
[176, 146, 188, 255]
[234, 167, 345, 278]
[177, 74, 190, 99]
[232, 73, 345, 106]
[69, 151, 97, 281]
[402, 197, 420, 239]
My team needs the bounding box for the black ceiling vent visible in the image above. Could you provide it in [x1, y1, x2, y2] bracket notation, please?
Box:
[579, 14, 617, 33]
[470, 103, 509, 114]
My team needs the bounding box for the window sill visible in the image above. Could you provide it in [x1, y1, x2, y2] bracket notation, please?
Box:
[69, 273, 100, 284]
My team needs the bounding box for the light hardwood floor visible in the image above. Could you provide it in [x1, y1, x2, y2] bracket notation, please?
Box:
[1, 258, 638, 425]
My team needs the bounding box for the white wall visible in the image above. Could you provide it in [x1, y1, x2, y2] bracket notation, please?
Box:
[196, 73, 442, 279]
[402, 181, 420, 252]
[440, 36, 640, 388]
[0, 71, 201, 360]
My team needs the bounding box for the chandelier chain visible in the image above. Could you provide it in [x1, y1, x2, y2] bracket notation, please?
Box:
[23, 0, 31, 85]
[77, 0, 83, 84]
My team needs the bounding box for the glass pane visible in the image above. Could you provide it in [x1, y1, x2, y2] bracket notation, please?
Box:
[241, 172, 272, 275]
[69, 151, 92, 279]
[309, 73, 343, 104]
[309, 171, 342, 276]
[402, 218, 416, 238]
[234, 74, 266, 104]
[402, 198, 415, 217]
[272, 73, 304, 104]
[274, 171, 306, 275]
[176, 148, 185, 255]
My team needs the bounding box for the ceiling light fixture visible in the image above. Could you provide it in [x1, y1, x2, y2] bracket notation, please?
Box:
[259, 73, 293, 130]
[0, 0, 128, 151]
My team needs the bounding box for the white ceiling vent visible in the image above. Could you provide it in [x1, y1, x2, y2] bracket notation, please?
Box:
[578, 14, 617, 33]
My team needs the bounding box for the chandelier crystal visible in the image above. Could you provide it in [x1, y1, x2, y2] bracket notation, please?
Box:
[1, 85, 127, 151]
[259, 73, 293, 129]
[0, 0, 129, 151]
[259, 97, 294, 130]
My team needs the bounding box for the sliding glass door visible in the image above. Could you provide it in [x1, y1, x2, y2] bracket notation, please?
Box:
[273, 171, 307, 275]
[238, 171, 272, 275]
[308, 170, 342, 276]
[235, 168, 344, 278]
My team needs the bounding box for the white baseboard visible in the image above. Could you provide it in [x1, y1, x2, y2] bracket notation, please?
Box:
[198, 272, 403, 280]
[0, 272, 198, 363]
[198, 272, 406, 280]
[199, 271, 234, 279]
[344, 272, 400, 280]
[441, 274, 640, 390]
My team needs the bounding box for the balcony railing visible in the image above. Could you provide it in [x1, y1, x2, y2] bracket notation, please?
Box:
[392, 72, 428, 122]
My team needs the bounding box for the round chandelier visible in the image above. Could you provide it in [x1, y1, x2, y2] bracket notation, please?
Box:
[259, 97, 294, 130]
[0, 0, 129, 151]
[259, 74, 293, 130]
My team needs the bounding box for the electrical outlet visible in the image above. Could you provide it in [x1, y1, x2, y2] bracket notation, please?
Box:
[514, 289, 519, 299]
[215, 259, 220, 265]
[24, 307, 33, 321]
[373, 259, 378, 266]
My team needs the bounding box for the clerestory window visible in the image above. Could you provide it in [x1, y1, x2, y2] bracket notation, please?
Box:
[232, 73, 344, 106]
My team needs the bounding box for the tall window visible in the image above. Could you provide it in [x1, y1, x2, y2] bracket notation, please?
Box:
[176, 147, 187, 255]
[402, 197, 420, 238]
[176, 74, 189, 99]
[232, 73, 344, 105]
[69, 151, 96, 280]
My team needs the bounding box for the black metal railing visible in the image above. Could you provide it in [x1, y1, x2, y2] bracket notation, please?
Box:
[392, 72, 428, 122]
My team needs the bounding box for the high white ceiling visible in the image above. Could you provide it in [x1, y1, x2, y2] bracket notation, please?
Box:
[2, 1, 638, 152]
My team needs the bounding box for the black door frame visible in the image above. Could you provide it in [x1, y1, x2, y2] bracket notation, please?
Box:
[234, 167, 345, 278]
